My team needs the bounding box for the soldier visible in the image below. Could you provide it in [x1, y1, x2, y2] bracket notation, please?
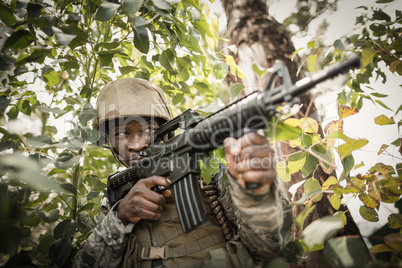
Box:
[73, 78, 294, 267]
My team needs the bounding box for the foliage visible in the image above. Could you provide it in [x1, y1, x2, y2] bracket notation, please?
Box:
[0, 0, 230, 266]
[276, 0, 402, 266]
[282, 0, 339, 32]
[0, 0, 401, 267]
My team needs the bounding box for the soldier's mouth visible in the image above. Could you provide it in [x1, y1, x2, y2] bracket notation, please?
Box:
[127, 156, 142, 166]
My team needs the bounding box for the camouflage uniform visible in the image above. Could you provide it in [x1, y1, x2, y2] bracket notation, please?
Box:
[73, 170, 293, 267]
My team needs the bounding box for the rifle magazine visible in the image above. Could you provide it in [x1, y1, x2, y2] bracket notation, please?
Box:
[174, 174, 207, 233]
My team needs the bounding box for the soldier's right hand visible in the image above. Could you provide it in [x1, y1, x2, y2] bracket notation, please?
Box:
[116, 176, 171, 225]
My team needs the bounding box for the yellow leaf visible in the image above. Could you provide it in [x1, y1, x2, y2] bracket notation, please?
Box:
[276, 161, 291, 182]
[322, 176, 338, 191]
[374, 115, 395, 125]
[389, 60, 400, 73]
[330, 193, 341, 210]
[289, 138, 301, 148]
[284, 118, 300, 128]
[338, 105, 359, 119]
[299, 118, 319, 134]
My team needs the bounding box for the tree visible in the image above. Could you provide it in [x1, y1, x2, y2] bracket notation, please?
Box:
[0, 0, 401, 267]
[221, 0, 401, 266]
[0, 0, 227, 266]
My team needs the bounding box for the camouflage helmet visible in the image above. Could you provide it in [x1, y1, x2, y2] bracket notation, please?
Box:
[93, 77, 171, 132]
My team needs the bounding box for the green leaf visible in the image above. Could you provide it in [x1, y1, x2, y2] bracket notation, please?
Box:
[153, 0, 172, 11]
[342, 154, 354, 175]
[388, 213, 402, 229]
[172, 93, 184, 105]
[159, 49, 175, 71]
[375, 0, 394, 3]
[5, 29, 35, 49]
[304, 177, 322, 202]
[25, 135, 53, 148]
[252, 64, 267, 77]
[199, 154, 220, 184]
[264, 118, 303, 141]
[0, 2, 16, 27]
[287, 152, 307, 174]
[372, 9, 391, 21]
[36, 104, 65, 115]
[133, 26, 149, 54]
[36, 208, 60, 224]
[89, 150, 108, 159]
[333, 39, 345, 51]
[55, 152, 81, 170]
[27, 2, 43, 19]
[47, 168, 66, 176]
[212, 62, 228, 80]
[187, 35, 203, 54]
[374, 114, 395, 125]
[36, 235, 55, 254]
[337, 139, 368, 160]
[0, 54, 16, 71]
[60, 183, 77, 195]
[49, 237, 72, 267]
[52, 27, 77, 46]
[193, 81, 211, 94]
[77, 211, 91, 229]
[384, 233, 402, 251]
[307, 40, 316, 49]
[324, 237, 369, 268]
[0, 140, 18, 152]
[276, 161, 291, 182]
[79, 127, 100, 143]
[0, 154, 63, 192]
[307, 54, 317, 72]
[119, 66, 137, 76]
[354, 161, 365, 170]
[375, 100, 393, 111]
[122, 0, 144, 18]
[302, 216, 343, 247]
[78, 108, 98, 124]
[300, 153, 318, 177]
[359, 206, 379, 222]
[94, 2, 120, 21]
[229, 83, 244, 100]
[370, 243, 393, 253]
[54, 220, 76, 240]
[361, 48, 376, 67]
[295, 203, 315, 229]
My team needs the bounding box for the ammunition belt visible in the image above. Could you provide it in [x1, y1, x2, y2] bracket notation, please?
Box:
[201, 180, 233, 241]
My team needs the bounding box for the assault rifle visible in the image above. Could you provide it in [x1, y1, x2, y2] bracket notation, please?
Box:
[107, 56, 360, 233]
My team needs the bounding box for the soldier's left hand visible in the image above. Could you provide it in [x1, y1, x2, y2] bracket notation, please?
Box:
[224, 132, 276, 192]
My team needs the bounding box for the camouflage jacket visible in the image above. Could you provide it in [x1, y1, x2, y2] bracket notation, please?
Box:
[73, 170, 294, 267]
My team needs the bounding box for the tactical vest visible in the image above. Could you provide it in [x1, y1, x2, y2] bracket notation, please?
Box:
[121, 181, 254, 268]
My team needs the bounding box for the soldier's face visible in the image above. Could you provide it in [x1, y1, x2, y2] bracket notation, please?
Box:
[109, 117, 159, 166]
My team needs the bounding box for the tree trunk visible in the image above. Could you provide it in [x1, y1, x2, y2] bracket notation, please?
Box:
[221, 0, 364, 265]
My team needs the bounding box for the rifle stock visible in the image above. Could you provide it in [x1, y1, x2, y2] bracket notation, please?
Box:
[107, 56, 361, 233]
